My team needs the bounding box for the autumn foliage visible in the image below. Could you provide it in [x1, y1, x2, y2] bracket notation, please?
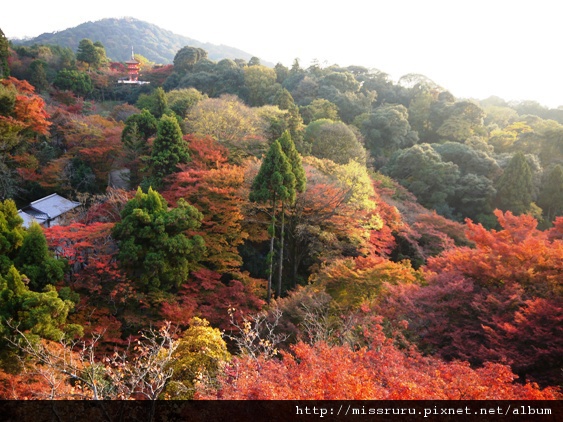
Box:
[0, 77, 50, 136]
[378, 210, 563, 385]
[199, 319, 558, 400]
[2, 45, 563, 402]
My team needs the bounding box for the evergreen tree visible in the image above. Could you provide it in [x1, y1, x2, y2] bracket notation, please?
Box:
[28, 60, 49, 92]
[248, 57, 261, 66]
[14, 222, 66, 291]
[93, 41, 108, 68]
[148, 114, 190, 185]
[274, 88, 304, 143]
[249, 140, 296, 302]
[136, 87, 170, 118]
[122, 110, 158, 187]
[277, 131, 306, 295]
[53, 69, 93, 97]
[153, 87, 169, 119]
[274, 62, 289, 84]
[279, 131, 306, 193]
[0, 199, 25, 274]
[538, 164, 563, 222]
[0, 28, 9, 78]
[495, 152, 535, 215]
[0, 266, 81, 345]
[76, 39, 100, 70]
[112, 187, 205, 292]
[0, 202, 80, 355]
[173, 46, 208, 74]
[384, 143, 459, 215]
[122, 109, 158, 146]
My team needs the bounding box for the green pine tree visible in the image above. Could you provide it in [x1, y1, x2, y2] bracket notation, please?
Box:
[76, 39, 100, 71]
[148, 114, 190, 186]
[274, 89, 304, 143]
[495, 152, 534, 215]
[277, 131, 306, 295]
[112, 187, 205, 292]
[0, 266, 82, 351]
[0, 200, 80, 364]
[14, 222, 66, 291]
[0, 199, 25, 274]
[249, 140, 296, 302]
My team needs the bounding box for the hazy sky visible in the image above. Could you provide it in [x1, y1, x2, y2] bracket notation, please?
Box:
[2, 0, 561, 108]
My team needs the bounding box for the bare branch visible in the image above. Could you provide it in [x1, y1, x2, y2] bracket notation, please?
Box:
[226, 308, 289, 360]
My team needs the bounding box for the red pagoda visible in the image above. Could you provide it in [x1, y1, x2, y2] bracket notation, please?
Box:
[118, 47, 149, 85]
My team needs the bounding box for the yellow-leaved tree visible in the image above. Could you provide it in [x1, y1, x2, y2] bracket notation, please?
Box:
[162, 317, 231, 400]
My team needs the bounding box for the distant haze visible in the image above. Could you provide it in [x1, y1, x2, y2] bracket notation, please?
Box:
[3, 0, 561, 108]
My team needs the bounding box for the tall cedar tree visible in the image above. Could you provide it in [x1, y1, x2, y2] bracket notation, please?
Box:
[494, 152, 534, 215]
[249, 140, 296, 302]
[278, 131, 306, 296]
[148, 114, 190, 185]
[112, 187, 205, 292]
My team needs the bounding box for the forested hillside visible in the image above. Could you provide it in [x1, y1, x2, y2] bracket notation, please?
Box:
[0, 25, 561, 402]
[10, 18, 258, 64]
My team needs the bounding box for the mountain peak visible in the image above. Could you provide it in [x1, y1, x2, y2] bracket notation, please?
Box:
[12, 18, 258, 64]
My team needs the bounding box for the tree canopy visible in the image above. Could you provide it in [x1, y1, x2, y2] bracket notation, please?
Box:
[303, 119, 367, 165]
[2, 37, 563, 400]
[148, 114, 190, 184]
[112, 187, 205, 292]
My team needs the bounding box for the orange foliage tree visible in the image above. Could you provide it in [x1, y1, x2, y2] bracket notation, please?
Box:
[0, 77, 51, 197]
[159, 136, 264, 329]
[379, 210, 563, 386]
[0, 77, 50, 138]
[242, 158, 386, 292]
[44, 222, 132, 346]
[310, 256, 423, 311]
[199, 317, 558, 400]
[39, 114, 124, 192]
[371, 175, 471, 267]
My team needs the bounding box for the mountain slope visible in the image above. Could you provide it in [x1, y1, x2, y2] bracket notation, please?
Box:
[12, 17, 258, 64]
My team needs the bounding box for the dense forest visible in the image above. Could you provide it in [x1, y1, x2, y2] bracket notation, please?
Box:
[0, 23, 561, 402]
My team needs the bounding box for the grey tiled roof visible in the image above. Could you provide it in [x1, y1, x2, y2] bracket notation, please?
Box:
[18, 193, 81, 228]
[27, 193, 81, 219]
[18, 210, 43, 228]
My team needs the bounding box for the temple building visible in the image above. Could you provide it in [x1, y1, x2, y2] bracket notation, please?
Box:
[18, 193, 81, 228]
[118, 47, 150, 85]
